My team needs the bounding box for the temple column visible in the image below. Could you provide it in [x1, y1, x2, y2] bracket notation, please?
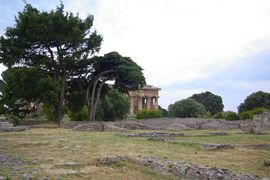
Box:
[146, 97, 151, 109]
[154, 97, 159, 110]
[129, 97, 134, 115]
[138, 97, 143, 111]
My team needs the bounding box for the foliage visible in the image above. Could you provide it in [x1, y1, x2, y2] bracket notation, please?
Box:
[239, 107, 266, 120]
[69, 106, 88, 121]
[158, 105, 168, 117]
[168, 98, 206, 118]
[0, 3, 102, 122]
[203, 111, 212, 118]
[239, 111, 253, 120]
[68, 88, 130, 121]
[213, 112, 224, 119]
[224, 111, 239, 121]
[190, 91, 224, 115]
[9, 114, 21, 126]
[96, 88, 130, 121]
[71, 51, 145, 121]
[238, 91, 270, 113]
[0, 68, 59, 117]
[253, 107, 266, 114]
[136, 109, 162, 119]
[41, 104, 55, 121]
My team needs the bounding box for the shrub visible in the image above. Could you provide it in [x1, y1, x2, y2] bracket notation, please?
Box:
[239, 111, 253, 120]
[224, 111, 239, 121]
[213, 112, 224, 119]
[168, 98, 206, 118]
[136, 109, 162, 119]
[239, 107, 266, 120]
[252, 107, 266, 115]
[41, 105, 54, 121]
[69, 106, 88, 121]
[96, 89, 130, 121]
[9, 114, 21, 126]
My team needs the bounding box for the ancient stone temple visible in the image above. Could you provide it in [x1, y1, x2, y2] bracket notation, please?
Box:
[128, 85, 161, 115]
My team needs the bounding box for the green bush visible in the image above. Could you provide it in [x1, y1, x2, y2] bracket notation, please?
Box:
[41, 105, 54, 121]
[239, 111, 253, 120]
[69, 106, 88, 121]
[96, 88, 130, 121]
[239, 107, 266, 120]
[252, 107, 266, 115]
[9, 114, 21, 126]
[168, 98, 206, 118]
[224, 111, 239, 121]
[203, 111, 212, 118]
[213, 112, 224, 119]
[136, 109, 162, 119]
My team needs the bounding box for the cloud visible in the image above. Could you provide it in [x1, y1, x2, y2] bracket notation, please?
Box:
[159, 88, 205, 108]
[91, 0, 270, 86]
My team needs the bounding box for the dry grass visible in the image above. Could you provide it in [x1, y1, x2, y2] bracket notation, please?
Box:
[0, 128, 270, 179]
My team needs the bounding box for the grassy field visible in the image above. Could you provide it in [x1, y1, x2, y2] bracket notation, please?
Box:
[0, 128, 270, 179]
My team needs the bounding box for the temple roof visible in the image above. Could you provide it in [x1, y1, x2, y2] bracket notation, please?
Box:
[140, 85, 161, 91]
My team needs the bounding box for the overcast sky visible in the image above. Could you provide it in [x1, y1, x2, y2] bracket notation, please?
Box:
[1, 0, 270, 111]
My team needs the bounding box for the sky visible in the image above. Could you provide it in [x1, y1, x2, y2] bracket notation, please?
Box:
[0, 0, 270, 111]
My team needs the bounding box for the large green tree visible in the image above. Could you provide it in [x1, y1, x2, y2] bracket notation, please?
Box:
[70, 51, 145, 121]
[238, 91, 270, 113]
[0, 4, 102, 123]
[190, 91, 224, 115]
[168, 98, 206, 118]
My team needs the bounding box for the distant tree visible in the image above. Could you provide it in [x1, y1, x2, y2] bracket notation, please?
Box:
[158, 105, 168, 117]
[0, 3, 102, 123]
[168, 98, 206, 118]
[190, 91, 224, 115]
[238, 91, 270, 113]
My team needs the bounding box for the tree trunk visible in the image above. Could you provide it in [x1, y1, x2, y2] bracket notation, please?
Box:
[89, 79, 99, 122]
[86, 70, 116, 121]
[54, 75, 66, 124]
[92, 81, 105, 122]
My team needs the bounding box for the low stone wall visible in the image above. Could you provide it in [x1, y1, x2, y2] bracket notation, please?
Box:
[0, 121, 29, 132]
[70, 111, 270, 132]
[99, 155, 262, 180]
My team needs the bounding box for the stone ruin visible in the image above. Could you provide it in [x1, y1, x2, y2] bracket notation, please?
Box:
[241, 110, 270, 134]
[0, 121, 29, 131]
[99, 155, 262, 180]
[128, 85, 161, 116]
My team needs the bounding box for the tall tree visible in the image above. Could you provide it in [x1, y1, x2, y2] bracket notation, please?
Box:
[238, 91, 270, 113]
[190, 91, 224, 115]
[72, 51, 145, 121]
[0, 4, 102, 123]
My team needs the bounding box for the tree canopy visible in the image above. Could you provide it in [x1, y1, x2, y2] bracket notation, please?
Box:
[0, 3, 102, 123]
[238, 91, 270, 113]
[190, 91, 224, 115]
[0, 67, 59, 117]
[68, 51, 145, 121]
[168, 98, 206, 118]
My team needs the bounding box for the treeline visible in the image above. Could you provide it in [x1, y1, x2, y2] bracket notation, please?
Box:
[167, 91, 270, 120]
